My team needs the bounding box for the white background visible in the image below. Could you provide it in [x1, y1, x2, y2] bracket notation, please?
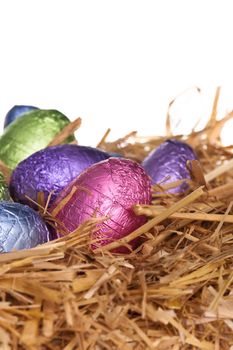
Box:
[1, 0, 233, 146]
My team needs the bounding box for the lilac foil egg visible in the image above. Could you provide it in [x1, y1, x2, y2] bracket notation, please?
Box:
[141, 139, 197, 193]
[0, 201, 50, 253]
[9, 144, 110, 208]
[51, 158, 152, 253]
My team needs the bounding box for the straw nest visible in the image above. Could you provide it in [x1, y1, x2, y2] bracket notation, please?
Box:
[1, 88, 233, 349]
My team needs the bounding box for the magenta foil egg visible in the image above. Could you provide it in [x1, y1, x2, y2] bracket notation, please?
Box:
[141, 139, 197, 193]
[51, 158, 152, 253]
[9, 144, 110, 208]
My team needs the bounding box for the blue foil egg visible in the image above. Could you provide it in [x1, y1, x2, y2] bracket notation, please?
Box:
[141, 139, 197, 193]
[0, 201, 50, 253]
[4, 105, 39, 128]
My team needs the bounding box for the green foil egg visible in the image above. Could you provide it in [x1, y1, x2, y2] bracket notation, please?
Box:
[0, 109, 73, 169]
[0, 173, 10, 200]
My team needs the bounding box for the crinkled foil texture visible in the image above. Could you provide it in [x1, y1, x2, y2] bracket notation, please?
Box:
[142, 139, 197, 193]
[0, 109, 73, 169]
[10, 145, 110, 207]
[52, 158, 152, 253]
[0, 202, 50, 253]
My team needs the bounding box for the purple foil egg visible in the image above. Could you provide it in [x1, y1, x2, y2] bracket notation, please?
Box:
[10, 144, 110, 208]
[0, 201, 50, 253]
[51, 158, 152, 253]
[141, 139, 197, 193]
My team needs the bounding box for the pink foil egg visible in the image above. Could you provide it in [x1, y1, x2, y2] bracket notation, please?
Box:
[51, 158, 152, 253]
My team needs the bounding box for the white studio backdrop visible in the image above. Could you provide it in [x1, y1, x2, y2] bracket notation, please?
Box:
[1, 0, 233, 146]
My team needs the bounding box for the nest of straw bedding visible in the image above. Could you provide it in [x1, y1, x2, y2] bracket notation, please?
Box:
[2, 88, 233, 350]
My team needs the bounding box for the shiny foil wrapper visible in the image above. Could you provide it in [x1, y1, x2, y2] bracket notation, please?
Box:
[52, 158, 152, 253]
[10, 144, 110, 208]
[0, 109, 73, 169]
[4, 105, 38, 128]
[141, 139, 197, 193]
[0, 201, 50, 253]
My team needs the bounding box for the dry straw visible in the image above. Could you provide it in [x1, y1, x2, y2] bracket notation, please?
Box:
[2, 88, 233, 349]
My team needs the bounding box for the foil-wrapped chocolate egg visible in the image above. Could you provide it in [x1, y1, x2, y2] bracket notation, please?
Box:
[51, 158, 152, 253]
[0, 201, 50, 253]
[0, 174, 10, 201]
[141, 139, 197, 193]
[0, 109, 73, 169]
[10, 144, 110, 208]
[4, 105, 39, 128]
